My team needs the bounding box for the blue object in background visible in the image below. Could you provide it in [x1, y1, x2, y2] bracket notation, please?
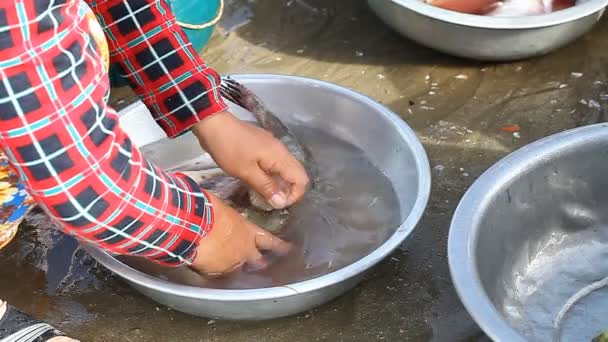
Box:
[109, 0, 223, 87]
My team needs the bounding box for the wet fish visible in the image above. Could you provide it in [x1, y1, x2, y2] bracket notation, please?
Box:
[425, 0, 576, 15]
[180, 77, 315, 234]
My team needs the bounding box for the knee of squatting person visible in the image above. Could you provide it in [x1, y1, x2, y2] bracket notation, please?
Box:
[0, 0, 308, 339]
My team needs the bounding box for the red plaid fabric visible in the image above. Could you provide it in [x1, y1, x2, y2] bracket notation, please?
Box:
[0, 0, 226, 266]
[88, 0, 227, 137]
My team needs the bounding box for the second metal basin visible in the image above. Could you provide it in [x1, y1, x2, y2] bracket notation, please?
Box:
[449, 124, 608, 341]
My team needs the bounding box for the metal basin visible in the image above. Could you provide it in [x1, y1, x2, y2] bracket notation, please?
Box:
[367, 0, 608, 61]
[449, 124, 608, 341]
[83, 74, 431, 320]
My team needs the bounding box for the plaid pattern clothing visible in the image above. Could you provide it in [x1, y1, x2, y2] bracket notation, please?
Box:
[0, 0, 227, 266]
[88, 0, 227, 137]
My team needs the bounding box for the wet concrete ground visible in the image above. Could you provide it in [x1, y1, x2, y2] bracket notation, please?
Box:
[1, 0, 608, 341]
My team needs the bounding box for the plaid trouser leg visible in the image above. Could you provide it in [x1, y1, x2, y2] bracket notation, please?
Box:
[0, 0, 215, 266]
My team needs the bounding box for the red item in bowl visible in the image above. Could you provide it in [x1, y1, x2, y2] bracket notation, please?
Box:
[425, 0, 500, 14]
[552, 0, 576, 10]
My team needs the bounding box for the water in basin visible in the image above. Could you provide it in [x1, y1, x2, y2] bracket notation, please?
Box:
[501, 227, 608, 342]
[120, 125, 403, 289]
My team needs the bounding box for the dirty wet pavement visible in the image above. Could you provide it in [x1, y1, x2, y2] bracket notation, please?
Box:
[2, 0, 608, 340]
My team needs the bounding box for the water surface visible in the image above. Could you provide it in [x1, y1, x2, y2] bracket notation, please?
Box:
[122, 125, 402, 289]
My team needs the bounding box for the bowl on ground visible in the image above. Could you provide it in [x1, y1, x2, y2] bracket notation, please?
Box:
[449, 124, 608, 341]
[367, 0, 607, 60]
[83, 74, 431, 320]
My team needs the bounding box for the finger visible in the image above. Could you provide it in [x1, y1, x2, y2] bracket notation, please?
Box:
[245, 250, 270, 272]
[203, 260, 244, 278]
[242, 167, 287, 209]
[254, 229, 292, 256]
[266, 154, 309, 207]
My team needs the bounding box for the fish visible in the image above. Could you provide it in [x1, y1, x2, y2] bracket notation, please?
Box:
[425, 0, 576, 15]
[425, 0, 499, 14]
[179, 77, 316, 234]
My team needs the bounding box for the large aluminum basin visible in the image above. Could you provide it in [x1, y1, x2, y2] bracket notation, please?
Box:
[83, 74, 431, 320]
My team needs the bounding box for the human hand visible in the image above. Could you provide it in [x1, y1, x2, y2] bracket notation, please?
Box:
[190, 193, 292, 276]
[192, 111, 309, 209]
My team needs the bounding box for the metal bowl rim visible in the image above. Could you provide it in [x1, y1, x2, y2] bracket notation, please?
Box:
[448, 123, 608, 341]
[384, 0, 608, 29]
[83, 73, 431, 302]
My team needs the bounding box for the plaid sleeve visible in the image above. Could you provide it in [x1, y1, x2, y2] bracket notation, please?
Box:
[86, 0, 228, 138]
[0, 0, 213, 267]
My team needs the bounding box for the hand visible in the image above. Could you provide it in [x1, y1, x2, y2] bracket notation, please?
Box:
[190, 193, 292, 276]
[192, 111, 309, 209]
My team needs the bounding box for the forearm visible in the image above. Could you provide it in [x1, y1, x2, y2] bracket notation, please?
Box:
[86, 0, 227, 138]
[0, 0, 212, 266]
